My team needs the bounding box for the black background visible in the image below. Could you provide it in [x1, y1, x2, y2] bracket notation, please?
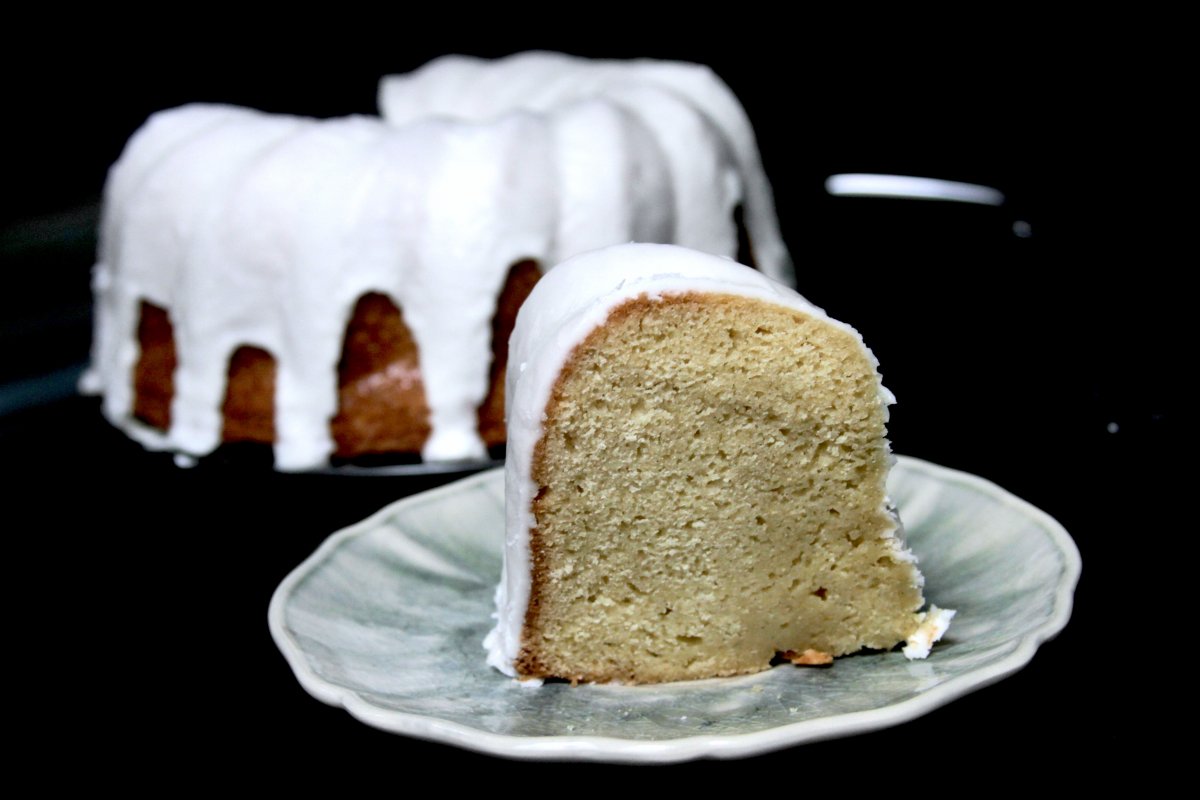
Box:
[2, 27, 1169, 785]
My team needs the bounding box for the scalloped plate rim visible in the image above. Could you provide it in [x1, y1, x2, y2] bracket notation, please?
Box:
[268, 455, 1080, 763]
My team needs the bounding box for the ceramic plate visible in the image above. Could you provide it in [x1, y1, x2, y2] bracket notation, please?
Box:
[269, 455, 1079, 763]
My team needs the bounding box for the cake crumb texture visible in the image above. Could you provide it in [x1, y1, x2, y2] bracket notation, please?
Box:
[516, 293, 927, 684]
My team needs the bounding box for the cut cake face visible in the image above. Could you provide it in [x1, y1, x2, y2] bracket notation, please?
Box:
[487, 243, 950, 684]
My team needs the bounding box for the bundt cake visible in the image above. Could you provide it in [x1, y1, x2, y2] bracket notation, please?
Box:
[377, 51, 790, 277]
[81, 53, 792, 471]
[485, 243, 952, 684]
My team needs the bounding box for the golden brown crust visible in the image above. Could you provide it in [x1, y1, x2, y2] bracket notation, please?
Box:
[513, 529, 551, 679]
[130, 261, 541, 461]
[478, 259, 541, 447]
[221, 345, 277, 443]
[781, 649, 834, 666]
[330, 292, 431, 456]
[132, 301, 176, 431]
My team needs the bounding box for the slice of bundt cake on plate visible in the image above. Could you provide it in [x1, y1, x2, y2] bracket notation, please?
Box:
[486, 243, 951, 684]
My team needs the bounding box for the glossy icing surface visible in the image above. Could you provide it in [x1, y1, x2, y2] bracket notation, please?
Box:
[379, 52, 792, 282]
[84, 54, 791, 470]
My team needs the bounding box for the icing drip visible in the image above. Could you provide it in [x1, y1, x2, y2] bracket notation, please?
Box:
[379, 51, 792, 284]
[84, 53, 792, 469]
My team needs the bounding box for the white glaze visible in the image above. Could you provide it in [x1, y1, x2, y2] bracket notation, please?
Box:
[84, 53, 791, 470]
[379, 51, 792, 282]
[485, 243, 909, 676]
[903, 606, 956, 659]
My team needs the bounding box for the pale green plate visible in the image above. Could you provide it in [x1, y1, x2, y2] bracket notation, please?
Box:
[269, 456, 1079, 763]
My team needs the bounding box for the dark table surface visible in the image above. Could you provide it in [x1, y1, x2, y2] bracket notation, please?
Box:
[2, 37, 1171, 784]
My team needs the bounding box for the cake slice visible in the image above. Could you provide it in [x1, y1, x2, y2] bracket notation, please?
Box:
[485, 244, 951, 684]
